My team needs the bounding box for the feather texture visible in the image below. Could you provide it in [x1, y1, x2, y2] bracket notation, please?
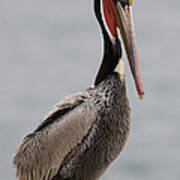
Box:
[13, 92, 97, 180]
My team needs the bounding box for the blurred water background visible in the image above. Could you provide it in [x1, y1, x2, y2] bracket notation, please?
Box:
[0, 0, 180, 179]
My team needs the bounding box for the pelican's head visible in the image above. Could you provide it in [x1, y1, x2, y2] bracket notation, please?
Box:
[95, 0, 144, 99]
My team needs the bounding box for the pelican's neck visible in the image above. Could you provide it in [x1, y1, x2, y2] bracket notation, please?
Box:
[115, 59, 125, 82]
[94, 0, 122, 86]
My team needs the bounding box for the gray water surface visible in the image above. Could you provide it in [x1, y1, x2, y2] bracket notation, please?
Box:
[0, 0, 180, 179]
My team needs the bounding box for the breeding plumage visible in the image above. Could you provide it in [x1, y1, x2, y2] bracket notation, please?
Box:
[13, 0, 144, 179]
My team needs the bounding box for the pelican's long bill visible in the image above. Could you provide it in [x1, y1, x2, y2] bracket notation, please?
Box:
[114, 2, 144, 99]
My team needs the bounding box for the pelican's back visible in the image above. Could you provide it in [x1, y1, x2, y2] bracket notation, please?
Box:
[13, 92, 97, 180]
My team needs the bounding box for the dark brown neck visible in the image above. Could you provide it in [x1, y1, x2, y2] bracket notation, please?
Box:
[94, 0, 122, 86]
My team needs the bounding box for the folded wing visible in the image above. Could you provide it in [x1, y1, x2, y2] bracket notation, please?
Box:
[13, 92, 97, 180]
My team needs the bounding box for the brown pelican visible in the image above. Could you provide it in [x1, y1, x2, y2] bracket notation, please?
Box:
[13, 0, 144, 179]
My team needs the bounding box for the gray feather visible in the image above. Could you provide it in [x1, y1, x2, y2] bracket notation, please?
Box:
[13, 92, 97, 180]
[13, 73, 131, 180]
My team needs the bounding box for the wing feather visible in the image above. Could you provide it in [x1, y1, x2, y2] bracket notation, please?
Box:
[13, 91, 97, 180]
